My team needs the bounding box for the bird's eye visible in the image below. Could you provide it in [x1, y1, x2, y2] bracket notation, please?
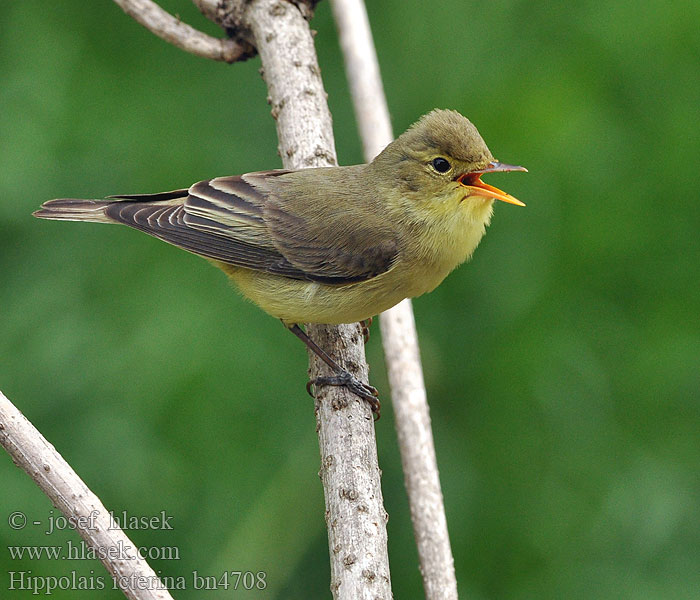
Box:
[431, 157, 451, 173]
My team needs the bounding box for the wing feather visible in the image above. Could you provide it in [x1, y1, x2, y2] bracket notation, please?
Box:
[37, 169, 398, 285]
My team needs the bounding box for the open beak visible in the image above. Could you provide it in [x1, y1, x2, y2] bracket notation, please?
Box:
[457, 161, 527, 206]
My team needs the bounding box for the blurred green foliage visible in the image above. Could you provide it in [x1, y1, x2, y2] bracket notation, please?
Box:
[1, 1, 698, 598]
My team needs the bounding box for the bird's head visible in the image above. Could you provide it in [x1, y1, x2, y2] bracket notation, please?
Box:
[370, 109, 526, 213]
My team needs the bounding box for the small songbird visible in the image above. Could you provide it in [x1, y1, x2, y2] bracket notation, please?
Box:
[34, 109, 526, 413]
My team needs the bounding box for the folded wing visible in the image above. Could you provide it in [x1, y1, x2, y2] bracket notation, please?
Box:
[35, 169, 398, 285]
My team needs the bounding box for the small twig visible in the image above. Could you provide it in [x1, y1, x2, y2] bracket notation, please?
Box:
[0, 391, 173, 600]
[112, 0, 255, 63]
[330, 0, 459, 598]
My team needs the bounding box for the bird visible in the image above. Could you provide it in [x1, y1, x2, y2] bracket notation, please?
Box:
[34, 109, 526, 416]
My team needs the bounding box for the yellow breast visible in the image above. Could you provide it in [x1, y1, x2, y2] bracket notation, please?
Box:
[215, 195, 494, 325]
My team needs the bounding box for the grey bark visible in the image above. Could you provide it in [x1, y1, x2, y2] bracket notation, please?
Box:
[239, 2, 393, 597]
[113, 0, 254, 62]
[0, 392, 174, 600]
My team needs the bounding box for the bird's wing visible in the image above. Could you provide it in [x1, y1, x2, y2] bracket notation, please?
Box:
[101, 170, 398, 284]
[100, 172, 304, 279]
[261, 190, 399, 284]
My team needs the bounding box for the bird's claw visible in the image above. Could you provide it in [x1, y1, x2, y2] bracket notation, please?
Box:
[308, 372, 381, 419]
[359, 317, 373, 344]
[306, 379, 316, 398]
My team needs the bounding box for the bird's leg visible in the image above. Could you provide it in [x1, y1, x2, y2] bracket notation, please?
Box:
[359, 317, 373, 343]
[287, 323, 380, 418]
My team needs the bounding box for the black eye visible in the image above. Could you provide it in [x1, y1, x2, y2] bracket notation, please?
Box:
[431, 157, 451, 173]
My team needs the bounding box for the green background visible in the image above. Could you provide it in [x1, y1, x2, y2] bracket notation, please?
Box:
[1, 1, 698, 598]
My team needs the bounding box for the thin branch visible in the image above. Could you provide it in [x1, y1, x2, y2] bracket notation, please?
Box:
[232, 1, 392, 597]
[330, 0, 459, 598]
[0, 391, 173, 600]
[112, 0, 255, 63]
[329, 0, 392, 160]
[380, 302, 458, 600]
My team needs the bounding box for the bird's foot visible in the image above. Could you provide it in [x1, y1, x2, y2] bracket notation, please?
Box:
[359, 317, 373, 343]
[307, 372, 381, 419]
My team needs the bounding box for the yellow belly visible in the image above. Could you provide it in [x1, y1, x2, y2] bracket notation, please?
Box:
[222, 265, 409, 325]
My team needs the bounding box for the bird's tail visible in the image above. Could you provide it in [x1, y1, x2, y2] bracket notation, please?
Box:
[33, 189, 189, 223]
[33, 199, 115, 223]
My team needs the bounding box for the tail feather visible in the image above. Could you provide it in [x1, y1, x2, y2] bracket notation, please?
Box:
[33, 188, 190, 223]
[33, 199, 114, 223]
[107, 189, 189, 202]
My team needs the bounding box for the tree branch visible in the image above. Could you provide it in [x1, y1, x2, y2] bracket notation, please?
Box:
[0, 391, 173, 600]
[330, 1, 459, 598]
[112, 0, 255, 63]
[232, 2, 392, 596]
